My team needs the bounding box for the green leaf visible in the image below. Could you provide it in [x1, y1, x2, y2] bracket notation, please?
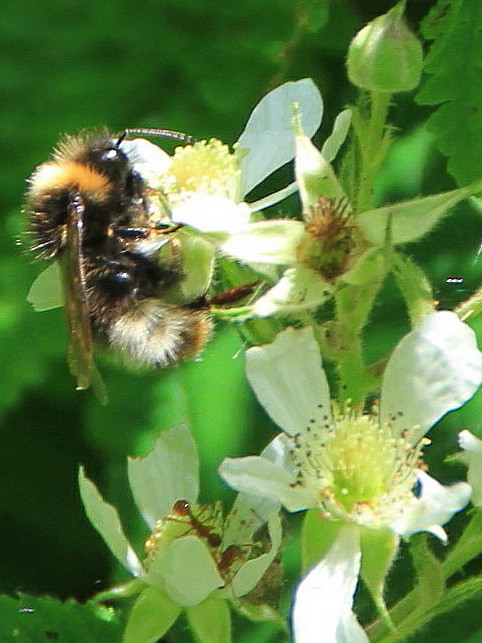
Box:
[387, 574, 482, 642]
[356, 185, 476, 246]
[0, 593, 120, 642]
[185, 594, 232, 643]
[123, 586, 180, 643]
[416, 0, 482, 185]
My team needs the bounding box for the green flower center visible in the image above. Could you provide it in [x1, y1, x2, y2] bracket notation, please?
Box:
[291, 407, 426, 526]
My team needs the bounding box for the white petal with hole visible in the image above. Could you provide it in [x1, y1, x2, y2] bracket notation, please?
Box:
[128, 424, 199, 529]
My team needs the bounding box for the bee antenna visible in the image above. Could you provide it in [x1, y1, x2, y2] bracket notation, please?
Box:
[122, 128, 196, 145]
[115, 131, 127, 146]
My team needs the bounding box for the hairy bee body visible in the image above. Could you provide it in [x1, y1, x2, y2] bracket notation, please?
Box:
[26, 130, 210, 388]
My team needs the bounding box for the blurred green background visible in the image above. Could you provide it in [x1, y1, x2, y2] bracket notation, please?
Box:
[1, 0, 482, 641]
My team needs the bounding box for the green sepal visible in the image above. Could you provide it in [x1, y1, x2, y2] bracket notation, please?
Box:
[301, 508, 343, 572]
[321, 108, 353, 163]
[409, 533, 445, 610]
[185, 594, 232, 643]
[359, 526, 399, 625]
[232, 598, 287, 630]
[122, 586, 181, 643]
[356, 185, 479, 246]
[392, 252, 435, 326]
[342, 247, 388, 286]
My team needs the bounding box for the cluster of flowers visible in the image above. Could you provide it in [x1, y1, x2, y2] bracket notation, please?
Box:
[58, 78, 482, 641]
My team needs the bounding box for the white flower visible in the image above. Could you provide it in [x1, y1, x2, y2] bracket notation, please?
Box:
[79, 425, 281, 638]
[27, 79, 322, 311]
[219, 311, 482, 641]
[457, 429, 482, 506]
[161, 79, 321, 268]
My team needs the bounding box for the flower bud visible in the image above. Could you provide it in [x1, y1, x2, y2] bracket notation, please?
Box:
[347, 2, 423, 93]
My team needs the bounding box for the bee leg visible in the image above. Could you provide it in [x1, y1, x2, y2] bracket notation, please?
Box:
[208, 281, 260, 306]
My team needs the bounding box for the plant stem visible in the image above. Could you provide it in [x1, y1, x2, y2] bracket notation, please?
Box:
[356, 91, 391, 213]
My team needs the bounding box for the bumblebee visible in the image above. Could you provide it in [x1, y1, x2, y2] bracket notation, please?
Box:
[26, 128, 211, 399]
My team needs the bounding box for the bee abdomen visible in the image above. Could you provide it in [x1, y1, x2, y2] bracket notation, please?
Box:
[105, 299, 212, 367]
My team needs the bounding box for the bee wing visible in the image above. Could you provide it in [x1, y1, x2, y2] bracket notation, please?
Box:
[60, 194, 107, 403]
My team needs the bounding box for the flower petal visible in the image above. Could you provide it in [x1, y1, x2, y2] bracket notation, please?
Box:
[380, 311, 482, 443]
[220, 219, 306, 265]
[127, 424, 199, 529]
[246, 327, 331, 435]
[457, 430, 482, 506]
[321, 108, 353, 163]
[295, 130, 346, 215]
[391, 470, 471, 541]
[230, 512, 283, 597]
[147, 535, 224, 607]
[222, 435, 289, 547]
[293, 524, 368, 643]
[27, 262, 63, 311]
[219, 453, 316, 512]
[119, 138, 172, 185]
[253, 267, 333, 317]
[237, 78, 323, 196]
[177, 234, 216, 299]
[171, 194, 251, 233]
[78, 467, 143, 577]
